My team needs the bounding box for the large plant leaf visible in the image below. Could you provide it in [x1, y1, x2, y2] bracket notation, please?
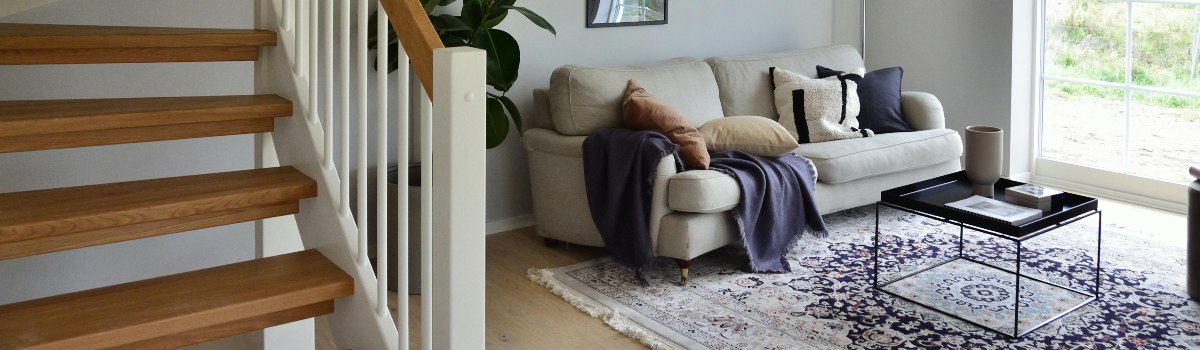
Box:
[440, 31, 471, 47]
[482, 10, 508, 29]
[500, 5, 556, 36]
[473, 28, 520, 92]
[495, 94, 523, 133]
[485, 97, 510, 148]
[422, 0, 457, 14]
[429, 14, 471, 34]
[422, 0, 440, 13]
[366, 12, 381, 50]
[461, 0, 485, 29]
[481, 0, 509, 28]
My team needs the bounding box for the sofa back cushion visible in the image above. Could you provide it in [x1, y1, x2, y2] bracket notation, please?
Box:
[707, 45, 865, 120]
[548, 58, 724, 136]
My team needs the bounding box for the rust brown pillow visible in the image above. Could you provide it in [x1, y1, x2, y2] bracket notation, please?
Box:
[621, 80, 710, 169]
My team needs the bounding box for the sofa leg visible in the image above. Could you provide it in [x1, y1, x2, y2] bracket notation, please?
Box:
[543, 237, 561, 248]
[676, 259, 692, 286]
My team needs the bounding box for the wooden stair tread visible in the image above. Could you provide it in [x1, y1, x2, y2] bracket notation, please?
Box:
[0, 203, 298, 261]
[0, 23, 277, 64]
[0, 250, 353, 349]
[0, 167, 317, 251]
[0, 23, 277, 49]
[0, 95, 292, 138]
[0, 118, 277, 153]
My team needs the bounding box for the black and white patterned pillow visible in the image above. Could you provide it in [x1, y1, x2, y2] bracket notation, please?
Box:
[770, 67, 874, 143]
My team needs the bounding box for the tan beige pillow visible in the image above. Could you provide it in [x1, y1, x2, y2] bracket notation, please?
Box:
[699, 116, 800, 157]
[622, 80, 710, 169]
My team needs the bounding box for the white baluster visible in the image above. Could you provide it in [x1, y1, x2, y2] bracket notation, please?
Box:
[282, 0, 293, 32]
[420, 86, 433, 350]
[357, 0, 369, 265]
[298, 0, 309, 79]
[323, 0, 335, 169]
[340, 0, 351, 217]
[284, 0, 298, 73]
[395, 34, 412, 350]
[376, 8, 390, 316]
[308, 0, 319, 124]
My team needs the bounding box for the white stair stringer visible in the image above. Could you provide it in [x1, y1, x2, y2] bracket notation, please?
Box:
[255, 1, 399, 349]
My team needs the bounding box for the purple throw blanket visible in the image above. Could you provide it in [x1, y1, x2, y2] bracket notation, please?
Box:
[583, 129, 681, 281]
[710, 150, 827, 272]
[583, 128, 826, 280]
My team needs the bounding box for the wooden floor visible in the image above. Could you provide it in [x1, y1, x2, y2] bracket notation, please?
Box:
[483, 227, 645, 349]
[184, 196, 1187, 349]
[182, 226, 642, 350]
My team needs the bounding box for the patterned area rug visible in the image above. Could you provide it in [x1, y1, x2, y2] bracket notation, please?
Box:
[528, 206, 1200, 349]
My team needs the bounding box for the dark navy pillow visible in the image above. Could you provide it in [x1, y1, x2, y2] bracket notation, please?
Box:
[817, 65, 913, 134]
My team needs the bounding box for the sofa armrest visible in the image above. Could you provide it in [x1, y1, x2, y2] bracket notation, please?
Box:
[649, 154, 678, 254]
[525, 126, 677, 253]
[900, 91, 946, 130]
[523, 128, 586, 157]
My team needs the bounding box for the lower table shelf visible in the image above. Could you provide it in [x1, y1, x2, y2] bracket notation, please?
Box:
[875, 257, 1096, 337]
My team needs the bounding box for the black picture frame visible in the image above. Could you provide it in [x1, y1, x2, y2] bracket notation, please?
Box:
[586, 0, 668, 28]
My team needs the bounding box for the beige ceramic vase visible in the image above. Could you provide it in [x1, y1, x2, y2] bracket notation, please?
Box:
[964, 126, 1004, 197]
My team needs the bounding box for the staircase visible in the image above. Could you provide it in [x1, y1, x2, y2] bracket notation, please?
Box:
[0, 23, 353, 349]
[1, 0, 488, 348]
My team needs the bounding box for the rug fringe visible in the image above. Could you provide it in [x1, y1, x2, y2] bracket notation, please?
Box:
[526, 268, 682, 350]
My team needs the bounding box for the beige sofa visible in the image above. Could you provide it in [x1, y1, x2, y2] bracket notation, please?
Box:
[524, 45, 963, 282]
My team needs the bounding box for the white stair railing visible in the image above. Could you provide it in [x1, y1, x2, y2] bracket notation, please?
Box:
[256, 0, 487, 349]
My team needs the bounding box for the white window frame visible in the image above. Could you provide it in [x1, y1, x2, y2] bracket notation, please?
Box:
[1031, 0, 1192, 213]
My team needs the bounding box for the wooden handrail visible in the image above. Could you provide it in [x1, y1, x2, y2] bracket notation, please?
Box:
[378, 0, 444, 98]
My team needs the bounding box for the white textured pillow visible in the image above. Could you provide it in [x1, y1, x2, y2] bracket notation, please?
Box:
[771, 67, 874, 143]
[699, 116, 800, 157]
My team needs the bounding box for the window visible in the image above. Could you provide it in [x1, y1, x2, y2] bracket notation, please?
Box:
[1037, 0, 1199, 207]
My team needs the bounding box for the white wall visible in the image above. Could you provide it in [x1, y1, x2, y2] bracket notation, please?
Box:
[832, 0, 864, 55]
[0, 0, 59, 18]
[0, 0, 257, 304]
[848, 0, 1032, 177]
[485, 0, 836, 229]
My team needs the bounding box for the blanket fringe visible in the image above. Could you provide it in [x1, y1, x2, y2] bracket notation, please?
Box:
[526, 268, 681, 350]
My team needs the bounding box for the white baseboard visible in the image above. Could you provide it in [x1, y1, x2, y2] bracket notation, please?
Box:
[1032, 158, 1187, 214]
[486, 214, 535, 235]
[1032, 175, 1186, 214]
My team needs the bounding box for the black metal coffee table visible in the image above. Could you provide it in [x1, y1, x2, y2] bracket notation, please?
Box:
[873, 171, 1101, 337]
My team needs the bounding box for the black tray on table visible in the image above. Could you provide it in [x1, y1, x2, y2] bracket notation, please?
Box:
[880, 171, 1098, 240]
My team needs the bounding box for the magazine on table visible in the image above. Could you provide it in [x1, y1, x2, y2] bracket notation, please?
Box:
[945, 195, 1043, 226]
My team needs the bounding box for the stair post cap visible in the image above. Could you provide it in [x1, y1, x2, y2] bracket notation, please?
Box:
[1192, 165, 1200, 181]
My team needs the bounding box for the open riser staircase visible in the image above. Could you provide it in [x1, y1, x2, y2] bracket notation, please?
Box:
[0, 0, 486, 349]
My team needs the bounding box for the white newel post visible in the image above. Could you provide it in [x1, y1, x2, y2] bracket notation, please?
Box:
[429, 47, 487, 349]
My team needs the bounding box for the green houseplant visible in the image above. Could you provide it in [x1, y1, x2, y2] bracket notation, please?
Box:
[371, 0, 555, 149]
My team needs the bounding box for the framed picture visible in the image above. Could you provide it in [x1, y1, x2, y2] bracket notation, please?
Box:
[586, 0, 667, 28]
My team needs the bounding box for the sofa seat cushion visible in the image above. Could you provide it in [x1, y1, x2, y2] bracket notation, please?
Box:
[794, 129, 963, 184]
[667, 170, 739, 213]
